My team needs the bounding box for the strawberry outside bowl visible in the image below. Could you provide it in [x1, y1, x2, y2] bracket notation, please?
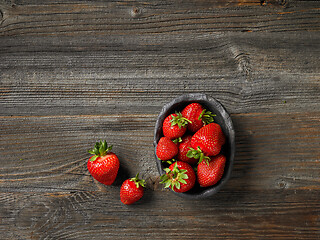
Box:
[153, 93, 235, 199]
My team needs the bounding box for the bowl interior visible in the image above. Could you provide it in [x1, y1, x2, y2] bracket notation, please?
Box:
[154, 93, 235, 199]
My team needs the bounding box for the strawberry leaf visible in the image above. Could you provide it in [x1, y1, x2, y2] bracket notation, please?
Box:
[130, 173, 146, 188]
[88, 140, 113, 161]
[186, 147, 200, 159]
[170, 112, 192, 129]
[187, 147, 210, 164]
[172, 137, 182, 144]
[180, 173, 188, 179]
[94, 148, 99, 156]
[165, 181, 171, 188]
[180, 179, 187, 185]
[165, 159, 176, 165]
[90, 155, 99, 162]
[159, 163, 190, 191]
[88, 150, 95, 155]
[199, 109, 216, 125]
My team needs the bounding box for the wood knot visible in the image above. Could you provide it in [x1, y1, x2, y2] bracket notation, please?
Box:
[130, 6, 142, 18]
[229, 46, 252, 81]
[276, 178, 288, 190]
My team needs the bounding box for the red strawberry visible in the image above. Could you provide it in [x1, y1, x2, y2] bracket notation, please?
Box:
[160, 161, 196, 193]
[181, 103, 216, 133]
[177, 135, 198, 165]
[190, 123, 225, 157]
[197, 154, 226, 187]
[87, 140, 120, 185]
[156, 137, 178, 161]
[162, 112, 191, 139]
[120, 173, 145, 205]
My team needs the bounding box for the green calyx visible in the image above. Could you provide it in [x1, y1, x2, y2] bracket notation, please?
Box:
[170, 112, 192, 129]
[166, 159, 176, 165]
[186, 147, 211, 165]
[198, 109, 216, 125]
[130, 173, 146, 188]
[172, 137, 182, 144]
[158, 157, 176, 165]
[88, 140, 113, 162]
[160, 162, 188, 190]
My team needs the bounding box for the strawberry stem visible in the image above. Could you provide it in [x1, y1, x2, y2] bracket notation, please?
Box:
[187, 147, 211, 165]
[130, 173, 146, 188]
[88, 140, 113, 161]
[198, 109, 216, 125]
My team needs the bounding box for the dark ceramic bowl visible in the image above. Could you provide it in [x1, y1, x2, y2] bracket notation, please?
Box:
[154, 93, 235, 199]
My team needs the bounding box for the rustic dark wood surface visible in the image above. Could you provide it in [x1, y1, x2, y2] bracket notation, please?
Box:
[0, 0, 320, 239]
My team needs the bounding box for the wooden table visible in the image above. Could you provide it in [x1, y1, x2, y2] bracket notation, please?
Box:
[1, 0, 319, 239]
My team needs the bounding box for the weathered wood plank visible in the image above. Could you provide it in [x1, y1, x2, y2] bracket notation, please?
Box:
[0, 190, 319, 239]
[0, 112, 319, 193]
[1, 32, 319, 116]
[0, 0, 319, 36]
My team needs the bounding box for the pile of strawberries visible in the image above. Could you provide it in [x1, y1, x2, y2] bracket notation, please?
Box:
[156, 102, 227, 193]
[85, 103, 227, 205]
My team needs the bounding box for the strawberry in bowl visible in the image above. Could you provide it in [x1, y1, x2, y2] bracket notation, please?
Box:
[154, 93, 235, 199]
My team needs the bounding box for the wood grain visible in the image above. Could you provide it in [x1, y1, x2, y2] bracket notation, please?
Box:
[0, 0, 319, 36]
[1, 32, 319, 116]
[0, 190, 319, 239]
[0, 0, 319, 239]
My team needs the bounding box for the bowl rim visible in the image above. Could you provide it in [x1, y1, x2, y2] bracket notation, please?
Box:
[154, 93, 235, 199]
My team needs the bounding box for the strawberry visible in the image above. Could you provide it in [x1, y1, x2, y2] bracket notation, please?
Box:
[177, 135, 198, 165]
[181, 103, 216, 133]
[120, 173, 145, 205]
[189, 122, 225, 157]
[156, 137, 178, 161]
[87, 140, 120, 185]
[160, 161, 196, 193]
[197, 154, 226, 187]
[162, 112, 191, 139]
